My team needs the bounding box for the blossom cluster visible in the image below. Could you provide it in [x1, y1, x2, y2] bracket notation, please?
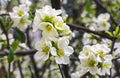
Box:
[81, 13, 111, 45]
[33, 5, 74, 64]
[72, 44, 113, 77]
[89, 13, 111, 31]
[9, 0, 31, 30]
[81, 11, 111, 31]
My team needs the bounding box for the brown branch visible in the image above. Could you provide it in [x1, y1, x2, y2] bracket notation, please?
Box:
[0, 17, 10, 49]
[67, 23, 114, 40]
[0, 49, 37, 56]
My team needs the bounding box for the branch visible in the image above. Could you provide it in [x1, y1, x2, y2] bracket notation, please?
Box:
[0, 18, 10, 49]
[0, 49, 37, 56]
[67, 23, 114, 40]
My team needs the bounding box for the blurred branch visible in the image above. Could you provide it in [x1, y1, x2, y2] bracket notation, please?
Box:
[51, 0, 61, 9]
[17, 60, 24, 78]
[0, 14, 9, 16]
[0, 49, 37, 56]
[58, 64, 65, 78]
[93, 0, 118, 26]
[67, 23, 114, 40]
[0, 17, 10, 49]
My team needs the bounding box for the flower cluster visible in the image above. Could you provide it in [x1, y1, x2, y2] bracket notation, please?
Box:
[89, 13, 111, 31]
[72, 44, 113, 77]
[81, 11, 111, 31]
[9, 0, 31, 30]
[33, 5, 74, 64]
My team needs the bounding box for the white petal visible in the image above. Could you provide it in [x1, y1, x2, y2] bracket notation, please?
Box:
[35, 51, 48, 61]
[50, 47, 57, 56]
[58, 37, 69, 49]
[62, 56, 70, 64]
[55, 57, 63, 64]
[64, 46, 74, 56]
[89, 67, 98, 75]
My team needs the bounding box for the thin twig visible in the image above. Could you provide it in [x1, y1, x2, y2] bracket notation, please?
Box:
[17, 60, 24, 78]
[58, 64, 65, 78]
[25, 27, 40, 78]
[0, 18, 10, 49]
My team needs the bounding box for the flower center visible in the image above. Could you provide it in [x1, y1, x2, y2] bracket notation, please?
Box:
[101, 22, 107, 27]
[20, 17, 26, 24]
[57, 49, 65, 57]
[104, 63, 110, 69]
[98, 50, 105, 58]
[46, 25, 53, 31]
[42, 16, 53, 24]
[17, 10, 24, 16]
[88, 59, 96, 67]
[42, 45, 50, 54]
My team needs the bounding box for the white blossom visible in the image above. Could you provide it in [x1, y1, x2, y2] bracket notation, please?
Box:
[82, 33, 97, 45]
[34, 39, 52, 61]
[51, 37, 74, 64]
[9, 4, 31, 30]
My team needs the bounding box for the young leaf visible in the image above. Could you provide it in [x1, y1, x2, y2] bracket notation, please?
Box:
[13, 28, 26, 43]
[115, 26, 119, 35]
[7, 47, 14, 64]
[11, 40, 19, 50]
[105, 31, 113, 37]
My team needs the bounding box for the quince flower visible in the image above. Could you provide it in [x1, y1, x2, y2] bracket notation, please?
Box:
[98, 60, 112, 75]
[51, 37, 74, 64]
[9, 4, 31, 30]
[33, 5, 61, 32]
[97, 13, 110, 22]
[80, 54, 98, 75]
[40, 23, 58, 40]
[35, 39, 52, 61]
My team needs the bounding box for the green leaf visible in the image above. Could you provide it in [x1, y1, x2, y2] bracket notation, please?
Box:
[113, 31, 116, 36]
[29, 11, 34, 20]
[117, 34, 120, 39]
[115, 26, 119, 34]
[7, 47, 14, 64]
[11, 40, 19, 50]
[105, 31, 113, 37]
[13, 28, 26, 43]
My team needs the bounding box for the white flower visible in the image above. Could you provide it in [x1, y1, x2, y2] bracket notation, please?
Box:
[9, 4, 29, 17]
[98, 61, 112, 75]
[53, 16, 64, 30]
[42, 5, 62, 16]
[101, 38, 112, 47]
[97, 13, 110, 22]
[78, 44, 112, 76]
[94, 13, 111, 31]
[80, 54, 98, 75]
[40, 23, 58, 41]
[92, 44, 110, 62]
[97, 21, 111, 31]
[89, 23, 98, 31]
[82, 33, 97, 45]
[20, 0, 32, 7]
[79, 45, 94, 58]
[9, 4, 31, 30]
[51, 37, 74, 64]
[10, 14, 31, 30]
[33, 5, 62, 32]
[34, 39, 52, 61]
